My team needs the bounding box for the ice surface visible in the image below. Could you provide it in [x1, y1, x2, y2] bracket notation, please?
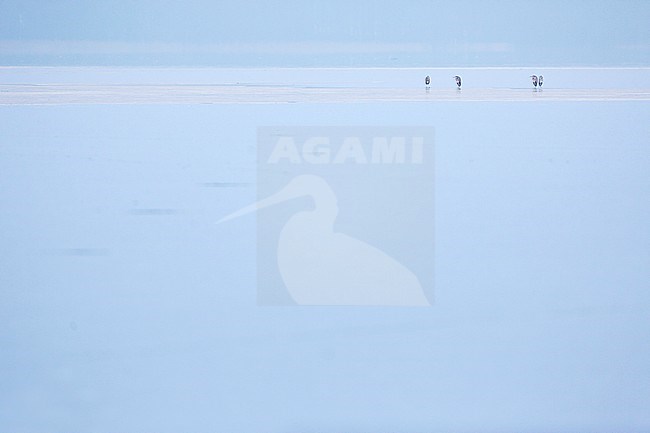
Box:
[2, 67, 650, 105]
[1, 68, 649, 432]
[2, 67, 649, 106]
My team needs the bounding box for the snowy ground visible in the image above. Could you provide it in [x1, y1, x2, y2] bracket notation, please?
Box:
[2, 67, 650, 104]
[3, 84, 650, 104]
[1, 67, 649, 432]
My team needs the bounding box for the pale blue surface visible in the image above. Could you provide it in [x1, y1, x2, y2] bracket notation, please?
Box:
[2, 0, 650, 429]
[1, 68, 650, 432]
[1, 0, 649, 66]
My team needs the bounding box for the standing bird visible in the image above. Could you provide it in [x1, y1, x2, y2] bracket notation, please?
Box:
[425, 75, 430, 87]
[453, 75, 462, 89]
[530, 75, 538, 88]
[538, 75, 544, 88]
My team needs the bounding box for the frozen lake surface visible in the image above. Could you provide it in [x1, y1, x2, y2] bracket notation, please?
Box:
[2, 67, 650, 104]
[1, 67, 649, 432]
[3, 84, 650, 104]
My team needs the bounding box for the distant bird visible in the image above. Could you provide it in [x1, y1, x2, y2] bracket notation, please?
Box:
[538, 75, 544, 88]
[453, 75, 462, 89]
[530, 75, 538, 88]
[425, 75, 430, 86]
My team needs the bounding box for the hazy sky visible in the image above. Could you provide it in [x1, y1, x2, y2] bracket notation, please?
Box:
[1, 1, 649, 66]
